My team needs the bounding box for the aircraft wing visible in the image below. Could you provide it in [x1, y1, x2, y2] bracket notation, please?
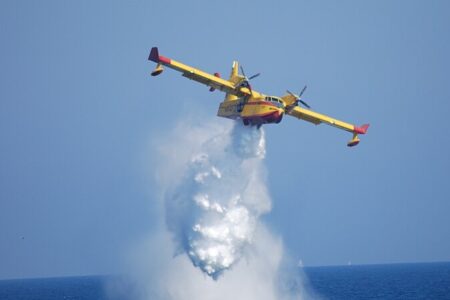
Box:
[148, 47, 251, 97]
[286, 106, 369, 147]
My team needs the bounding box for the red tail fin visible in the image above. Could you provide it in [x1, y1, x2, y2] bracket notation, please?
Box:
[354, 124, 370, 135]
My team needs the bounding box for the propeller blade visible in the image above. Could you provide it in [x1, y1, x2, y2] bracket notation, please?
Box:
[240, 66, 260, 80]
[286, 89, 311, 108]
[238, 65, 258, 95]
[286, 90, 295, 97]
[248, 73, 260, 80]
[299, 85, 307, 98]
[299, 99, 311, 109]
[240, 66, 246, 78]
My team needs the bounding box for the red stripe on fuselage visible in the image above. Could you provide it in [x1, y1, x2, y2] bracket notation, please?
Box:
[159, 55, 171, 64]
[246, 101, 278, 108]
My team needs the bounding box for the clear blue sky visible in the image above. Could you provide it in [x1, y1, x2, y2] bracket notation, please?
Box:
[1, 0, 449, 279]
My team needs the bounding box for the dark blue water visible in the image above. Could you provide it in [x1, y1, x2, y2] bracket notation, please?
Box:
[0, 276, 107, 300]
[303, 262, 450, 299]
[0, 262, 449, 299]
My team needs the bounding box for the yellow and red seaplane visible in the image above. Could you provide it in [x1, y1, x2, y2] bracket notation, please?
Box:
[148, 47, 369, 147]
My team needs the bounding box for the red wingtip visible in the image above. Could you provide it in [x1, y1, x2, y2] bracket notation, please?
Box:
[148, 47, 159, 62]
[354, 123, 370, 135]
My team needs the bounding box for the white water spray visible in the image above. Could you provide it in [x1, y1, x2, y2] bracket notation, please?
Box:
[164, 121, 270, 278]
[115, 119, 311, 300]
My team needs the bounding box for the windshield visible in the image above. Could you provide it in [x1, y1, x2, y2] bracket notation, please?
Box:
[265, 96, 284, 108]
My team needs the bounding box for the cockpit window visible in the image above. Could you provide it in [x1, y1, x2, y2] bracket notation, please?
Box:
[265, 96, 284, 108]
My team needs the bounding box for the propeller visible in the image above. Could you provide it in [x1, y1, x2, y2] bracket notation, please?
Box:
[287, 85, 311, 109]
[239, 66, 260, 95]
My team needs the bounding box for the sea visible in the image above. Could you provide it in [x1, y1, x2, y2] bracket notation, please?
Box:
[0, 262, 449, 300]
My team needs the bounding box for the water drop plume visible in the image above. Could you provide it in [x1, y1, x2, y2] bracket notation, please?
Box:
[164, 121, 270, 278]
[116, 119, 312, 300]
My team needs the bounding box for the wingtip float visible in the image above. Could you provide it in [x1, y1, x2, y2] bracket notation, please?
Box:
[148, 47, 369, 147]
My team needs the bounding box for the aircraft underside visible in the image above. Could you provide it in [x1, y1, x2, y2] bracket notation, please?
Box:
[217, 99, 284, 126]
[241, 110, 283, 126]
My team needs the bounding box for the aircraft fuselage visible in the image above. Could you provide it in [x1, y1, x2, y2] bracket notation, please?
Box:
[217, 96, 285, 126]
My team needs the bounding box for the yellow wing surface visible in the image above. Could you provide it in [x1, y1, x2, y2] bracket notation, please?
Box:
[148, 47, 252, 97]
[286, 106, 369, 147]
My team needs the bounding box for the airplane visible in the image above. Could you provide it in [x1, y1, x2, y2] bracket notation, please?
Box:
[148, 47, 369, 147]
